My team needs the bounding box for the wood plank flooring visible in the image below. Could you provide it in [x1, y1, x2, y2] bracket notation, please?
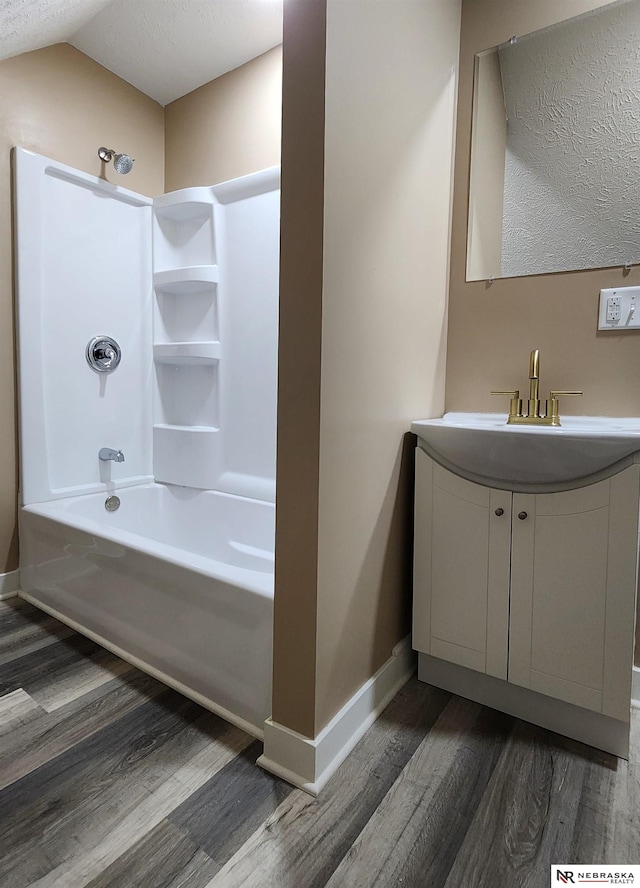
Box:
[0, 598, 638, 888]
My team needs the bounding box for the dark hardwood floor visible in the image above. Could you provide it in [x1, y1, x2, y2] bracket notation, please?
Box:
[0, 597, 637, 887]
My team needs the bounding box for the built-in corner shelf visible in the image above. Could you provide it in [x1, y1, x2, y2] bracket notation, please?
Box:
[153, 423, 221, 490]
[152, 187, 222, 490]
[153, 266, 218, 294]
[154, 423, 219, 433]
[153, 342, 220, 365]
[153, 188, 216, 271]
[153, 187, 216, 222]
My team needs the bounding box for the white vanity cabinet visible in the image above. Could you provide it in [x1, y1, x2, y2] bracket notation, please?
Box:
[413, 446, 640, 748]
[413, 451, 511, 680]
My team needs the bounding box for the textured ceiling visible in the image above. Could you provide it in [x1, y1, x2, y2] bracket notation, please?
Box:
[0, 0, 113, 59]
[0, 0, 283, 106]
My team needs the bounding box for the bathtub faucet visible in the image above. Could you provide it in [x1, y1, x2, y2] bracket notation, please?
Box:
[99, 448, 125, 463]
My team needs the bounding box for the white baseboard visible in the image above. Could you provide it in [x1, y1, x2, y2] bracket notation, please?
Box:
[257, 636, 416, 796]
[633, 666, 640, 708]
[0, 570, 20, 600]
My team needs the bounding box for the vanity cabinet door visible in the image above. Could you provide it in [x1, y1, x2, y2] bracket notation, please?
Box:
[413, 448, 511, 679]
[508, 466, 640, 721]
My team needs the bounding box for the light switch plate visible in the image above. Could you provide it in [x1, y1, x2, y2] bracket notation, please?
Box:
[598, 286, 640, 330]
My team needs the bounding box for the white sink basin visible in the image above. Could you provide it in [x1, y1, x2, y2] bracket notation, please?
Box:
[411, 413, 640, 487]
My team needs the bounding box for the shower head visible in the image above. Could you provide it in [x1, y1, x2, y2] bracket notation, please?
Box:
[98, 147, 135, 174]
[113, 153, 134, 174]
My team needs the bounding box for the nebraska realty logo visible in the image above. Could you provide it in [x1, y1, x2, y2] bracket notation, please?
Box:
[552, 865, 640, 884]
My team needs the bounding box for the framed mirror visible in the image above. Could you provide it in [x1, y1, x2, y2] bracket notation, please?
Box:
[466, 0, 640, 281]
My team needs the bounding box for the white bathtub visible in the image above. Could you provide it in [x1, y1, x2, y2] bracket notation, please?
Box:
[19, 483, 274, 736]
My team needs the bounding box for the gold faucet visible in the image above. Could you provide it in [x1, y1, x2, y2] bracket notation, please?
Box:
[491, 349, 582, 426]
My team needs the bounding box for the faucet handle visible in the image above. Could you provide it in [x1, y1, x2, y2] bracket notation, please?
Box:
[491, 390, 522, 420]
[549, 391, 583, 398]
[547, 390, 583, 425]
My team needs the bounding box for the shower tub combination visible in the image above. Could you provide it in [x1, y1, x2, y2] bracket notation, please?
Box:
[20, 484, 274, 733]
[14, 148, 280, 736]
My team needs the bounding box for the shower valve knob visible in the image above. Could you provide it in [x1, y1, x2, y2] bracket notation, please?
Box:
[86, 336, 122, 373]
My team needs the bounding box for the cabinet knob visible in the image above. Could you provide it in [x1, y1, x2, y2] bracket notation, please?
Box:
[494, 508, 504, 516]
[518, 511, 528, 520]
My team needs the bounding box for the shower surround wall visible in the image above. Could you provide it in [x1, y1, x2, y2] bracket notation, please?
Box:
[153, 172, 280, 499]
[15, 148, 280, 735]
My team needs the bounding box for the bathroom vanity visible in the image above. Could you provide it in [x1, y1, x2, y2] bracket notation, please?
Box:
[411, 413, 640, 757]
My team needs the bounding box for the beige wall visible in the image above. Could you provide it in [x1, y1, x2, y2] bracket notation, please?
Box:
[164, 47, 282, 190]
[271, 0, 326, 738]
[0, 43, 164, 574]
[446, 0, 640, 417]
[270, 0, 461, 738]
[314, 0, 461, 731]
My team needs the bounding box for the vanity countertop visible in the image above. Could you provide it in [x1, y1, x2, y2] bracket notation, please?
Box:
[411, 413, 640, 489]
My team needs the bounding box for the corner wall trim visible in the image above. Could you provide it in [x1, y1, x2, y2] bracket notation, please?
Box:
[633, 666, 640, 708]
[257, 636, 416, 796]
[0, 570, 20, 600]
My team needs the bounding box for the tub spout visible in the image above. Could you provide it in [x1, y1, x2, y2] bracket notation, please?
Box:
[99, 448, 125, 463]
